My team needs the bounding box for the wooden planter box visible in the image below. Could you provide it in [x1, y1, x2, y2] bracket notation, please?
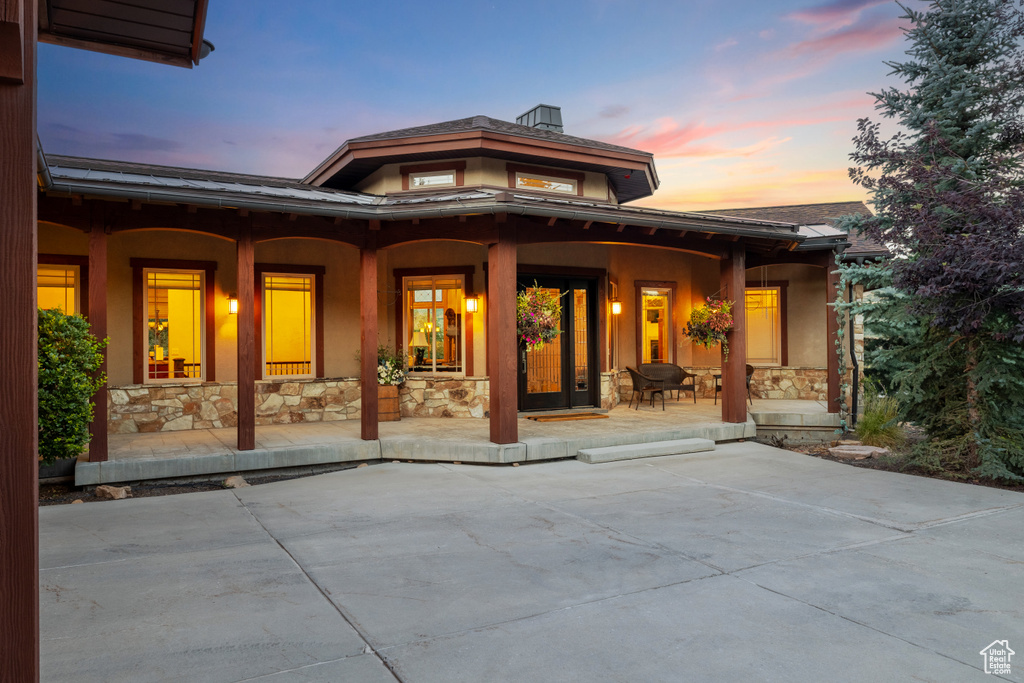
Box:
[378, 384, 401, 422]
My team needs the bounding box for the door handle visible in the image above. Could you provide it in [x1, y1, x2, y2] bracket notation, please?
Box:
[521, 349, 527, 373]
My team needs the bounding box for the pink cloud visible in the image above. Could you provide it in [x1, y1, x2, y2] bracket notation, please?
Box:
[786, 13, 904, 58]
[787, 0, 889, 30]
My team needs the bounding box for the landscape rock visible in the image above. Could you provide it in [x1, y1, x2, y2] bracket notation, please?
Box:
[95, 485, 131, 500]
[829, 445, 889, 460]
[223, 475, 250, 489]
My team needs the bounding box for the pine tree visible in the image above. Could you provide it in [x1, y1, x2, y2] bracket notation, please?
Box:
[842, 0, 1024, 480]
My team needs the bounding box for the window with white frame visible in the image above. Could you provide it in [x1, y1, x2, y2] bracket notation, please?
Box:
[515, 171, 577, 194]
[404, 275, 465, 374]
[145, 269, 204, 381]
[409, 170, 456, 188]
[263, 273, 314, 378]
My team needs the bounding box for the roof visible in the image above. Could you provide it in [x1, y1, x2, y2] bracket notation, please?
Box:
[40, 155, 803, 245]
[38, 0, 211, 68]
[700, 201, 888, 257]
[304, 114, 660, 204]
[351, 115, 650, 157]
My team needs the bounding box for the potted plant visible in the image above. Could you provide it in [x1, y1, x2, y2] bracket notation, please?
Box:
[684, 297, 734, 360]
[516, 284, 562, 351]
[376, 343, 405, 422]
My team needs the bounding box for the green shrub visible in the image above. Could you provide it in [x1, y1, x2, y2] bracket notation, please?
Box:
[856, 383, 905, 450]
[38, 308, 107, 465]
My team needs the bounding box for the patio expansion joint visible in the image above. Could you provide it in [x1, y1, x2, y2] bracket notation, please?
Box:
[735, 577, 998, 679]
[230, 490, 404, 683]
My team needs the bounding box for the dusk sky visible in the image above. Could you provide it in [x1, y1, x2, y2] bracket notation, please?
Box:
[37, 0, 916, 211]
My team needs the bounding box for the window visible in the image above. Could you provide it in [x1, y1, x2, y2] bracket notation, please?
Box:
[410, 171, 455, 188]
[640, 288, 672, 363]
[37, 264, 80, 314]
[746, 287, 781, 365]
[507, 164, 584, 196]
[262, 273, 314, 378]
[404, 275, 465, 374]
[145, 270, 204, 381]
[515, 172, 577, 194]
[400, 161, 466, 190]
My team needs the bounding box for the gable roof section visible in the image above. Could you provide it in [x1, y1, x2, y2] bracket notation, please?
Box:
[304, 115, 660, 204]
[700, 201, 888, 257]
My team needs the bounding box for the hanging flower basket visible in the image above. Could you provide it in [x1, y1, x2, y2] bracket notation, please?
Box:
[517, 284, 562, 351]
[685, 298, 735, 360]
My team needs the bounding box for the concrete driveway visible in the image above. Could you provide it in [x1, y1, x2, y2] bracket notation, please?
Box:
[40, 442, 1024, 682]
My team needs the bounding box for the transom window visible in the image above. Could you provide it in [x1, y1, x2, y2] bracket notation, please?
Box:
[37, 264, 79, 315]
[404, 275, 465, 374]
[145, 270, 203, 381]
[410, 171, 456, 188]
[263, 274, 314, 378]
[515, 171, 577, 194]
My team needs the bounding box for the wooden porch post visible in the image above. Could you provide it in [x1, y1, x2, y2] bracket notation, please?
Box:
[88, 221, 108, 461]
[236, 224, 256, 450]
[488, 221, 518, 444]
[720, 242, 747, 424]
[360, 239, 379, 440]
[0, 0, 39, 678]
[826, 252, 841, 414]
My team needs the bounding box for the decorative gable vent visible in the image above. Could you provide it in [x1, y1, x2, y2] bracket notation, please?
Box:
[517, 104, 563, 133]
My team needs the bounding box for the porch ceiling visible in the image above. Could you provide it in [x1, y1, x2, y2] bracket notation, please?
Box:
[37, 0, 210, 68]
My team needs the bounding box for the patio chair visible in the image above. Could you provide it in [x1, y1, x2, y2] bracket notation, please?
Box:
[639, 362, 697, 403]
[626, 366, 665, 410]
[714, 364, 754, 405]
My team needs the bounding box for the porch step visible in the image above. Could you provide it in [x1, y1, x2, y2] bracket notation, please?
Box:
[577, 438, 715, 464]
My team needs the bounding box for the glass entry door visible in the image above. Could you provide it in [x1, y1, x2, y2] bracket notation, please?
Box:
[518, 276, 598, 411]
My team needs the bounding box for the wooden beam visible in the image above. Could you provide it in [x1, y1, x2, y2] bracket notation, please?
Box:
[236, 224, 256, 450]
[287, 213, 297, 222]
[719, 242, 747, 424]
[411, 217, 420, 225]
[616, 223, 626, 233]
[678, 230, 688, 238]
[186, 204, 197, 214]
[488, 221, 518, 444]
[826, 255, 842, 414]
[582, 220, 592, 230]
[360, 241, 379, 440]
[369, 219, 381, 231]
[645, 227, 658, 236]
[130, 199, 142, 211]
[547, 216, 557, 227]
[88, 223, 108, 462]
[0, 1, 38, 678]
[0, 0, 24, 83]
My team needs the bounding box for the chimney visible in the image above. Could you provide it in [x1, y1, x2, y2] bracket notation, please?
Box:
[517, 104, 563, 133]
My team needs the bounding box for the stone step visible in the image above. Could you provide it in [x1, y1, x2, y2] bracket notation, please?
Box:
[577, 438, 715, 464]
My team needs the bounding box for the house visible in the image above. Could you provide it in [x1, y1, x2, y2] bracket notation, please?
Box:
[36, 104, 863, 463]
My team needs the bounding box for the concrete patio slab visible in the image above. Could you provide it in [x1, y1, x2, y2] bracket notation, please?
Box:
[41, 442, 1024, 682]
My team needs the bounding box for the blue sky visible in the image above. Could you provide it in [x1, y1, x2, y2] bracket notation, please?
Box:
[37, 0, 915, 210]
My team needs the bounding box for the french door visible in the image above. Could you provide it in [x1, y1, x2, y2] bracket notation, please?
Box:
[517, 276, 598, 411]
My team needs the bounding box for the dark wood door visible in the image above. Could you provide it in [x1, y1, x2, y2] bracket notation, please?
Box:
[518, 276, 598, 411]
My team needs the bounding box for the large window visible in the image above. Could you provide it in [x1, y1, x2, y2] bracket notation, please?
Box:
[37, 264, 80, 314]
[404, 275, 465, 374]
[745, 287, 782, 365]
[145, 270, 204, 381]
[262, 273, 314, 378]
[507, 164, 584, 197]
[639, 285, 673, 364]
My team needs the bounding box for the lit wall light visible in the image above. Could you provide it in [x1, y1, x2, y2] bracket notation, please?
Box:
[228, 294, 238, 314]
[465, 295, 479, 313]
[611, 298, 622, 315]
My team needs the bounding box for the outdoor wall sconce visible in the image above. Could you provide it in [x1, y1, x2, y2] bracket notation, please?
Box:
[465, 295, 479, 313]
[611, 298, 622, 315]
[228, 295, 238, 314]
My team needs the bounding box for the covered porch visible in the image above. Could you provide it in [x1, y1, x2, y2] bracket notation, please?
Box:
[75, 399, 839, 485]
